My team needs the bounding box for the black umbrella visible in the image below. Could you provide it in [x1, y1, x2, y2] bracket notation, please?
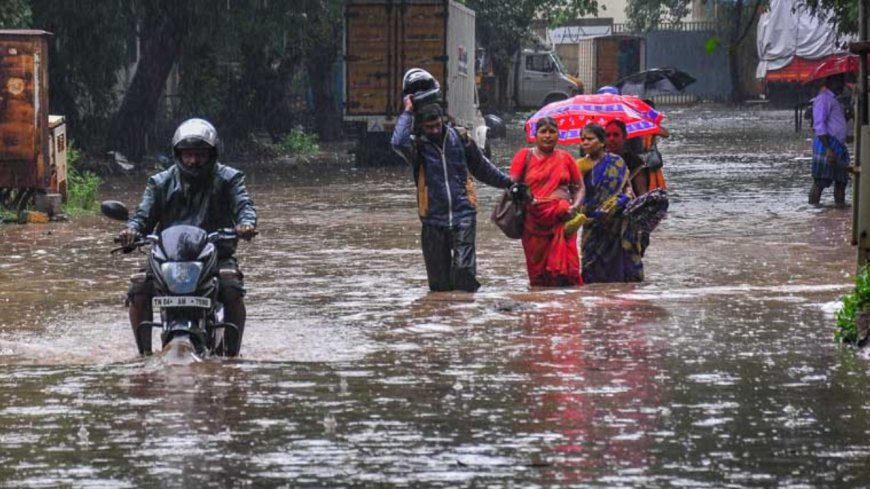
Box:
[615, 68, 697, 97]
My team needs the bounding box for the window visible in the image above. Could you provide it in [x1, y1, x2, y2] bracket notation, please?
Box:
[526, 54, 555, 73]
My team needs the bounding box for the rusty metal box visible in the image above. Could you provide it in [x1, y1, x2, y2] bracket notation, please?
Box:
[0, 30, 52, 190]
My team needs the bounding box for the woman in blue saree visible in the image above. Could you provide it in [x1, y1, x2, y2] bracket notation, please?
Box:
[575, 124, 644, 283]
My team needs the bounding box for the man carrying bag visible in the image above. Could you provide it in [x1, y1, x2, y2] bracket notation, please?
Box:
[390, 68, 512, 292]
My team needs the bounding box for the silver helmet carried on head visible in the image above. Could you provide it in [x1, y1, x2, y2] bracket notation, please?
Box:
[402, 68, 441, 107]
[172, 118, 219, 179]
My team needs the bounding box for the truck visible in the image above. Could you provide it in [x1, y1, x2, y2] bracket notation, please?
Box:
[343, 0, 487, 165]
[0, 29, 67, 219]
[756, 0, 843, 105]
[477, 44, 584, 110]
[555, 34, 646, 94]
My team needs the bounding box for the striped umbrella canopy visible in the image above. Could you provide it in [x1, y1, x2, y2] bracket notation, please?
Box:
[525, 94, 664, 145]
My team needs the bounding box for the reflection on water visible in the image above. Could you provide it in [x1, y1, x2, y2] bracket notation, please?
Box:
[0, 106, 868, 486]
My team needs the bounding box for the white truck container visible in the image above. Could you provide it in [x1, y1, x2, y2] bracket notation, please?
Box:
[343, 0, 486, 165]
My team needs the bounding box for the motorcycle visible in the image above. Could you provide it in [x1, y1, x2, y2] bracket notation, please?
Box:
[101, 200, 242, 358]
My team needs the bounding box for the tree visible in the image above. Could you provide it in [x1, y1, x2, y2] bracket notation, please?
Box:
[626, 0, 764, 102]
[0, 0, 31, 27]
[301, 0, 344, 142]
[29, 0, 134, 149]
[465, 0, 598, 109]
[109, 0, 190, 161]
[801, 0, 858, 36]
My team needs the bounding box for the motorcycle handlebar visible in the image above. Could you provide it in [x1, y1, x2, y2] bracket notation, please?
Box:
[111, 234, 155, 254]
[208, 227, 258, 242]
[111, 228, 254, 254]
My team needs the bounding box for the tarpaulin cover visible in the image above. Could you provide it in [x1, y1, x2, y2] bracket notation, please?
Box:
[756, 0, 849, 79]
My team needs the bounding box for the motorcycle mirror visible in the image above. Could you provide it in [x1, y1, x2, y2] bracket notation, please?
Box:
[100, 200, 130, 221]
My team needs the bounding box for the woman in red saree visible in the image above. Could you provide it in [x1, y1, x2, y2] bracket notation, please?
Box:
[510, 117, 585, 287]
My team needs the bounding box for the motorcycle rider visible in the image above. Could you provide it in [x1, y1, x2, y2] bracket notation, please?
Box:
[118, 118, 257, 356]
[391, 68, 513, 292]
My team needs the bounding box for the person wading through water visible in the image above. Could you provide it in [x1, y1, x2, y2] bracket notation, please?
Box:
[512, 116, 584, 287]
[391, 68, 512, 292]
[809, 74, 850, 206]
[118, 118, 257, 355]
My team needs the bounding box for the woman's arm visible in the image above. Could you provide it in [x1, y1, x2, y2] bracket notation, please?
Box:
[567, 152, 585, 213]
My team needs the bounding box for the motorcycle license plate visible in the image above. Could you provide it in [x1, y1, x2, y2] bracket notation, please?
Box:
[152, 296, 211, 309]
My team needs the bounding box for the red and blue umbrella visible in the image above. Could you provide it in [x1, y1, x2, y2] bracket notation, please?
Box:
[525, 94, 665, 145]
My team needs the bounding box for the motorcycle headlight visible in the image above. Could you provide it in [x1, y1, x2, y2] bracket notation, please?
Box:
[160, 262, 203, 294]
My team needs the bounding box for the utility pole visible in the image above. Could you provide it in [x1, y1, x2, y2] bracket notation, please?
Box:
[852, 0, 870, 268]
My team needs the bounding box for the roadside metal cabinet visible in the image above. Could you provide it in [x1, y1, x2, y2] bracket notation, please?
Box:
[0, 29, 66, 212]
[48, 114, 67, 199]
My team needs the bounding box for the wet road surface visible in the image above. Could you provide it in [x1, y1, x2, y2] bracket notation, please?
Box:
[0, 105, 867, 487]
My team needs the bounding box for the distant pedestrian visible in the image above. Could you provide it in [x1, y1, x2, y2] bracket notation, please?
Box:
[809, 74, 850, 206]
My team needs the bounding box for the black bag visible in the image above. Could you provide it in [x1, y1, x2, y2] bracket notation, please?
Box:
[491, 149, 531, 239]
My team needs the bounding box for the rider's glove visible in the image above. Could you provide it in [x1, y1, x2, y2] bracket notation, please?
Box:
[118, 228, 138, 247]
[235, 223, 257, 241]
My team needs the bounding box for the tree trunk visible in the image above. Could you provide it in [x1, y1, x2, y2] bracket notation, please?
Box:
[729, 0, 745, 103]
[307, 56, 342, 142]
[110, 1, 189, 161]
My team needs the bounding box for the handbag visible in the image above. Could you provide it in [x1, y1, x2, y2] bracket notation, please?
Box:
[643, 141, 663, 170]
[491, 148, 532, 239]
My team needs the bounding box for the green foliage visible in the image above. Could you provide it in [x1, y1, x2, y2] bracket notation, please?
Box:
[802, 0, 858, 36]
[0, 207, 16, 223]
[704, 36, 721, 55]
[274, 127, 320, 157]
[625, 0, 692, 32]
[835, 265, 870, 344]
[465, 0, 598, 107]
[64, 143, 102, 213]
[30, 0, 135, 150]
[0, 0, 31, 27]
[175, 1, 316, 144]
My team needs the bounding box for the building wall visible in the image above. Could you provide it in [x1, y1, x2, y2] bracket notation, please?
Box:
[642, 29, 731, 101]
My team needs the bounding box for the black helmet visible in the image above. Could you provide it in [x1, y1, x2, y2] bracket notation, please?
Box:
[171, 118, 219, 180]
[402, 68, 441, 107]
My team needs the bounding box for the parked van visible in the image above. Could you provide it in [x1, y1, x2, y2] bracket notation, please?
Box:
[478, 46, 583, 110]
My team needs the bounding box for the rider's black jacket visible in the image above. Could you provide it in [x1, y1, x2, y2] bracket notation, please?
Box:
[127, 163, 257, 256]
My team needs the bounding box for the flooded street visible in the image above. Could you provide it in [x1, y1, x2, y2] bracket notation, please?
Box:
[1, 105, 868, 487]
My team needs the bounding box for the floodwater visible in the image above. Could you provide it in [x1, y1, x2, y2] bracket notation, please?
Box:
[0, 105, 867, 487]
